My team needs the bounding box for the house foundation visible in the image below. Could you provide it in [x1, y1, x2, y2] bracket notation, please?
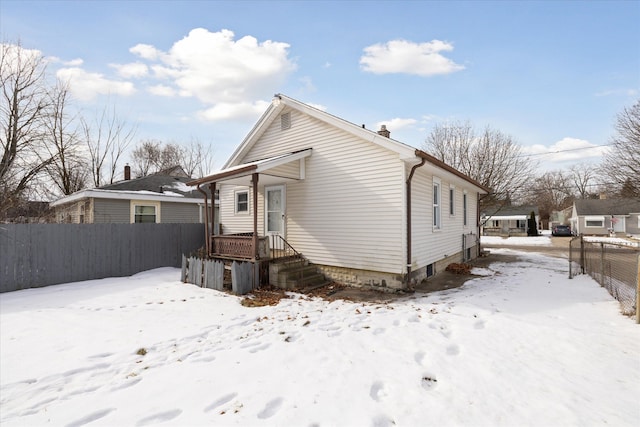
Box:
[317, 245, 480, 291]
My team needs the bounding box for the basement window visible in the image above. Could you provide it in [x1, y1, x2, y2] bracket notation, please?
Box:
[426, 263, 435, 278]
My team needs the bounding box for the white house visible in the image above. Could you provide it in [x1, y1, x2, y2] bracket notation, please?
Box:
[188, 94, 489, 290]
[481, 205, 540, 236]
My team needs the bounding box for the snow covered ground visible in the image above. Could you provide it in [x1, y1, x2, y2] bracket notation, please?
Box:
[481, 235, 553, 246]
[1, 249, 638, 426]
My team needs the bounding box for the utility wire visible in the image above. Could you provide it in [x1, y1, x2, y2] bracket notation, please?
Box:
[516, 143, 612, 159]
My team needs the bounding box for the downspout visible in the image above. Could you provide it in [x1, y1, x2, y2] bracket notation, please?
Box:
[197, 184, 210, 256]
[406, 154, 427, 288]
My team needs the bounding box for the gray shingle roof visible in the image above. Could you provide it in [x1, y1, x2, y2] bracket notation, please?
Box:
[482, 205, 539, 217]
[100, 174, 203, 198]
[574, 198, 640, 215]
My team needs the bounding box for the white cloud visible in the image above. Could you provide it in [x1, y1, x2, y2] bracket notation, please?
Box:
[129, 44, 161, 60]
[111, 62, 148, 78]
[360, 39, 465, 76]
[595, 88, 638, 97]
[56, 68, 136, 101]
[523, 137, 609, 163]
[129, 28, 296, 121]
[147, 84, 177, 97]
[376, 118, 418, 132]
[197, 100, 271, 121]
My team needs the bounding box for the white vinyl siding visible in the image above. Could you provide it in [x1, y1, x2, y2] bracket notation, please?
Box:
[411, 164, 479, 270]
[229, 108, 405, 274]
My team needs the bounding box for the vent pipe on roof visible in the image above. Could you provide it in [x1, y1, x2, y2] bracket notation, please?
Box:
[124, 164, 131, 181]
[377, 125, 390, 138]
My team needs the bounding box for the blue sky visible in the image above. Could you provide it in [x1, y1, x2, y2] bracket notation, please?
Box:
[2, 0, 639, 174]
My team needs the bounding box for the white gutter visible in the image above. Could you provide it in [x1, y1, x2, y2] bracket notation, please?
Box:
[50, 189, 209, 207]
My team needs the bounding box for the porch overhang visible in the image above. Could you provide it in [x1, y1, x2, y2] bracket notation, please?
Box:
[187, 148, 312, 188]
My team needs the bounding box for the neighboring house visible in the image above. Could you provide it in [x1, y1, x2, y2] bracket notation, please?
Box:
[570, 198, 640, 237]
[481, 205, 540, 236]
[549, 205, 574, 229]
[187, 94, 489, 290]
[51, 166, 217, 226]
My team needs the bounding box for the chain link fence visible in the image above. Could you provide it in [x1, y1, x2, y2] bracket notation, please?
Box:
[570, 236, 639, 320]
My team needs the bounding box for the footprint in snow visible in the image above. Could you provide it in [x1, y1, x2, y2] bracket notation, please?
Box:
[372, 414, 396, 427]
[414, 351, 426, 366]
[446, 344, 460, 356]
[474, 320, 486, 329]
[135, 409, 182, 426]
[369, 381, 387, 402]
[65, 408, 116, 427]
[257, 397, 283, 419]
[204, 392, 237, 412]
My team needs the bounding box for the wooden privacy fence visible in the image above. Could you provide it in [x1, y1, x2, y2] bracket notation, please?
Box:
[0, 223, 204, 293]
[181, 255, 257, 295]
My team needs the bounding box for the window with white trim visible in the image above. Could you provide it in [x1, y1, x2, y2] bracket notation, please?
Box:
[585, 216, 605, 227]
[131, 201, 160, 223]
[235, 189, 249, 214]
[463, 192, 468, 226]
[449, 186, 455, 216]
[433, 178, 441, 229]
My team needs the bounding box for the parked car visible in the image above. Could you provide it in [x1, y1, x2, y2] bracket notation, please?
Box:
[552, 225, 572, 236]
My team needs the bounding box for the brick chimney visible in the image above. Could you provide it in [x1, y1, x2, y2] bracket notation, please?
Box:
[124, 164, 131, 181]
[377, 125, 390, 138]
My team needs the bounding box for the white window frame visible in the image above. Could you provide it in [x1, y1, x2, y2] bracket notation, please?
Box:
[433, 178, 441, 230]
[130, 200, 160, 223]
[463, 191, 468, 227]
[585, 216, 605, 227]
[234, 189, 250, 215]
[449, 185, 455, 216]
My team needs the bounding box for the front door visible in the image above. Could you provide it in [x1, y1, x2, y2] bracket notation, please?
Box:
[265, 185, 285, 238]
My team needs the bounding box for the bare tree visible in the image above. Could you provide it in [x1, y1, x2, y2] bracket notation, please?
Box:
[82, 105, 136, 187]
[523, 170, 574, 223]
[131, 137, 214, 178]
[424, 121, 538, 208]
[131, 139, 161, 177]
[180, 137, 215, 178]
[600, 99, 640, 197]
[43, 80, 88, 195]
[0, 42, 57, 217]
[568, 163, 599, 199]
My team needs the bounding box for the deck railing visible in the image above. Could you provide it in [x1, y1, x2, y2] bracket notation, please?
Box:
[211, 233, 268, 259]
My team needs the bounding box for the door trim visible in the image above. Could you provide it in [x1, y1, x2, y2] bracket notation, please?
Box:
[264, 184, 286, 238]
